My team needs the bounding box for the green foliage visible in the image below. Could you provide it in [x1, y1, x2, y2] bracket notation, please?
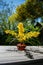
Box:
[0, 19, 41, 45]
[23, 20, 40, 33]
[0, 20, 18, 34]
[14, 0, 43, 22]
[0, 0, 42, 45]
[29, 37, 41, 46]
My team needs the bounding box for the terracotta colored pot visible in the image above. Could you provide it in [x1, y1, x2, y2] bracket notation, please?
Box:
[17, 43, 26, 51]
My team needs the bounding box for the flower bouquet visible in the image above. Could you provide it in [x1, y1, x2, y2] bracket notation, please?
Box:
[5, 22, 40, 50]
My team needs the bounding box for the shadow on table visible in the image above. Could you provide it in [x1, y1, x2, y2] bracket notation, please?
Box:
[1, 59, 43, 65]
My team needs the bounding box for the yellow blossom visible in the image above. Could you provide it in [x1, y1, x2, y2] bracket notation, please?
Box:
[9, 30, 17, 36]
[32, 32, 40, 37]
[5, 30, 17, 36]
[25, 31, 40, 39]
[5, 23, 40, 43]
[17, 22, 24, 33]
[5, 30, 10, 34]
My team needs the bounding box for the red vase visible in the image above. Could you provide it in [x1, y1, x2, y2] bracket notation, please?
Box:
[17, 43, 26, 51]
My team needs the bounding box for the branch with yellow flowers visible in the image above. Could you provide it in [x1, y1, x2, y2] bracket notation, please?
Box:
[5, 22, 40, 45]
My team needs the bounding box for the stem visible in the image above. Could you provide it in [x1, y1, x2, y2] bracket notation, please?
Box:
[9, 38, 16, 44]
[26, 40, 34, 45]
[31, 38, 40, 45]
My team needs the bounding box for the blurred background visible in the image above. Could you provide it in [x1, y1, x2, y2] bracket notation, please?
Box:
[0, 0, 43, 45]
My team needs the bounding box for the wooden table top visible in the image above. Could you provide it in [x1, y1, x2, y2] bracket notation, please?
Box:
[0, 46, 43, 64]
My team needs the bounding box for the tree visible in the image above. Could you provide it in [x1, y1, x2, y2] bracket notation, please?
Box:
[0, 0, 15, 34]
[0, 0, 15, 45]
[0, 0, 14, 23]
[10, 0, 43, 23]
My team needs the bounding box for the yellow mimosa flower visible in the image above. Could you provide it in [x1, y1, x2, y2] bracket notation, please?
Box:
[17, 22, 24, 33]
[9, 30, 17, 36]
[32, 32, 40, 37]
[5, 30, 17, 36]
[5, 22, 40, 44]
[5, 30, 10, 34]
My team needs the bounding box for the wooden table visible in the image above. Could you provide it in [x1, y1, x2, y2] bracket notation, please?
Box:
[0, 46, 43, 65]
